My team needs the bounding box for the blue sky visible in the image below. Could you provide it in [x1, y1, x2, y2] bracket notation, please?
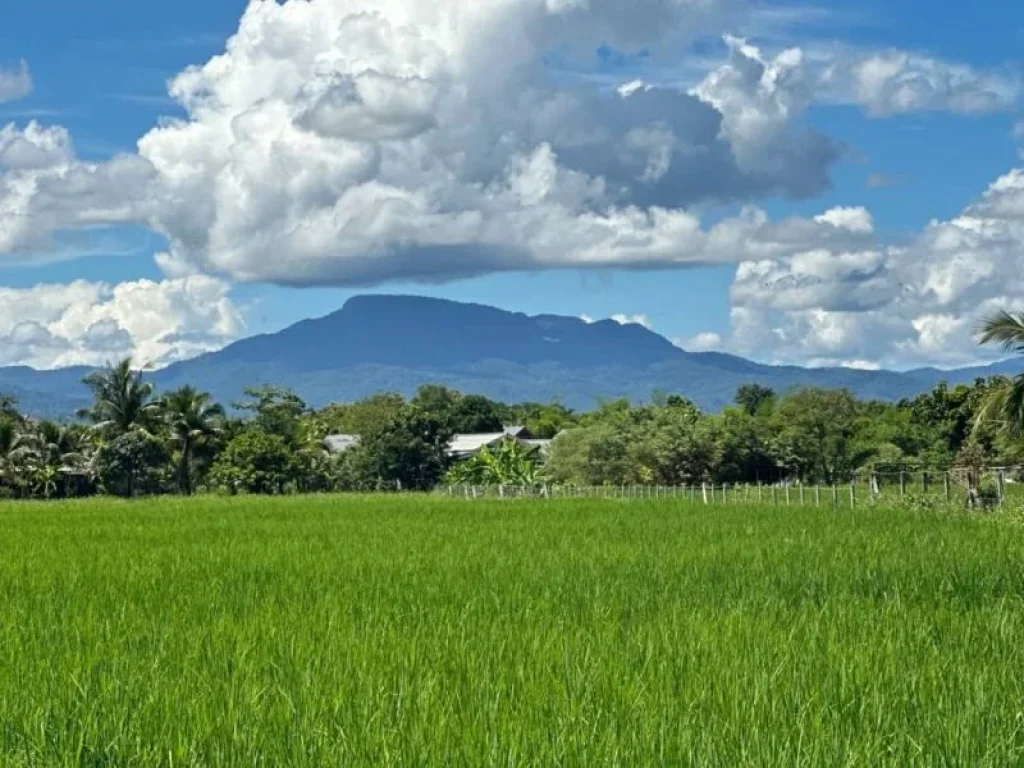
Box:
[1, 0, 1023, 370]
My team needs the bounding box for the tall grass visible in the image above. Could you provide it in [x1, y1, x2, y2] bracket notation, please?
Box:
[0, 496, 1023, 765]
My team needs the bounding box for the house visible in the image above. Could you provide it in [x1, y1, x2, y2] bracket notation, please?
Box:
[447, 426, 553, 460]
[324, 426, 554, 460]
[323, 434, 361, 454]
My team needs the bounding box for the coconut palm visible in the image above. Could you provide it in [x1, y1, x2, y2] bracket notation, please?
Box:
[0, 416, 38, 496]
[20, 421, 89, 498]
[160, 386, 225, 495]
[80, 359, 160, 435]
[977, 311, 1024, 438]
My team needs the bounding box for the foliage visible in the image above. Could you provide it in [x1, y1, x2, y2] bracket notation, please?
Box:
[80, 359, 160, 436]
[769, 388, 871, 483]
[976, 310, 1024, 442]
[234, 386, 307, 443]
[208, 430, 295, 495]
[734, 384, 776, 416]
[94, 429, 170, 498]
[410, 385, 505, 434]
[0, 352, 1023, 502]
[343, 406, 453, 491]
[161, 386, 226, 495]
[445, 439, 539, 486]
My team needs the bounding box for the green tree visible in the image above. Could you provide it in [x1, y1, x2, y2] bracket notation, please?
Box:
[160, 386, 225, 495]
[208, 430, 294, 495]
[235, 386, 307, 443]
[631, 404, 720, 485]
[410, 385, 505, 434]
[345, 407, 453, 491]
[80, 359, 159, 436]
[508, 402, 575, 439]
[95, 430, 169, 498]
[0, 416, 34, 496]
[544, 425, 633, 486]
[318, 393, 406, 436]
[977, 310, 1024, 440]
[734, 384, 776, 417]
[770, 389, 871, 483]
[714, 408, 777, 483]
[20, 421, 89, 498]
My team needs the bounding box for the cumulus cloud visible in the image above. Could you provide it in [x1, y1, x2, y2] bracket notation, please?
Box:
[0, 61, 32, 104]
[0, 122, 157, 255]
[0, 1, 1020, 370]
[679, 331, 723, 351]
[0, 0, 851, 286]
[0, 276, 242, 369]
[818, 50, 1019, 116]
[610, 313, 653, 329]
[723, 170, 1024, 369]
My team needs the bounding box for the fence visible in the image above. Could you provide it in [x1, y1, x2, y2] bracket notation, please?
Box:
[442, 468, 1024, 509]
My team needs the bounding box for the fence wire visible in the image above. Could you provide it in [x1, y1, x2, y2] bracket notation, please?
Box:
[441, 467, 1024, 509]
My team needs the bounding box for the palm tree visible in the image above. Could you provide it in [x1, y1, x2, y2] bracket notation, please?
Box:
[977, 311, 1024, 438]
[80, 359, 160, 436]
[22, 421, 88, 498]
[160, 386, 225, 495]
[0, 416, 37, 496]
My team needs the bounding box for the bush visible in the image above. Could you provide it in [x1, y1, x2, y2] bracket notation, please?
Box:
[208, 430, 295, 495]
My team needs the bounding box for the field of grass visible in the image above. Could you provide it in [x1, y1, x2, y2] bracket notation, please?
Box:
[2, 496, 1024, 765]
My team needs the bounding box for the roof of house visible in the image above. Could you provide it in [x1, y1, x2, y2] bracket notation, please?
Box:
[449, 432, 507, 455]
[326, 426, 551, 458]
[324, 434, 361, 453]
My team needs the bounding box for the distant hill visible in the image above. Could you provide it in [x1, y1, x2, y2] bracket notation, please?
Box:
[4, 294, 1023, 418]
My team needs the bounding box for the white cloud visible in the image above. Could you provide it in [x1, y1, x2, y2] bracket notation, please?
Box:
[679, 331, 723, 351]
[0, 0, 850, 286]
[0, 2, 1020, 370]
[814, 206, 874, 234]
[0, 122, 157, 255]
[819, 50, 1019, 116]
[610, 313, 653, 329]
[0, 61, 32, 104]
[0, 276, 242, 369]
[723, 168, 1024, 369]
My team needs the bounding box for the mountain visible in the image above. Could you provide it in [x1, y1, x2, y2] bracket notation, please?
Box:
[6, 294, 1023, 418]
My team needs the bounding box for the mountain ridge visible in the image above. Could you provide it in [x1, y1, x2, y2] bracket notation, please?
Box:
[2, 295, 1020, 418]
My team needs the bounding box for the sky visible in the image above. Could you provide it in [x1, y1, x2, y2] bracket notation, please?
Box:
[0, 0, 1023, 372]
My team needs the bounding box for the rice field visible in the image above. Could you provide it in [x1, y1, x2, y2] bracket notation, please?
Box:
[1, 495, 1024, 766]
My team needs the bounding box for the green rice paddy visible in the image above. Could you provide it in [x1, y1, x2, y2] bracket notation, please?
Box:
[1, 495, 1023, 765]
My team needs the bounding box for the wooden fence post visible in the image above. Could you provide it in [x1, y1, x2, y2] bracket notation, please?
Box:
[944, 473, 951, 503]
[849, 476, 856, 509]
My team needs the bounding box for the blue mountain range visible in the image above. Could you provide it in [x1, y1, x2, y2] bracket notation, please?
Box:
[2, 295, 1020, 418]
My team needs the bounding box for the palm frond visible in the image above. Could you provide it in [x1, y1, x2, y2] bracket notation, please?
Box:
[978, 311, 1024, 354]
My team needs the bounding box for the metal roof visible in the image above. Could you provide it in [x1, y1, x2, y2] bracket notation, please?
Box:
[449, 433, 507, 455]
[324, 434, 361, 453]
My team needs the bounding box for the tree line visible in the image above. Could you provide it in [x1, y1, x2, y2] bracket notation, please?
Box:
[0, 310, 1023, 499]
[0, 350, 1022, 500]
